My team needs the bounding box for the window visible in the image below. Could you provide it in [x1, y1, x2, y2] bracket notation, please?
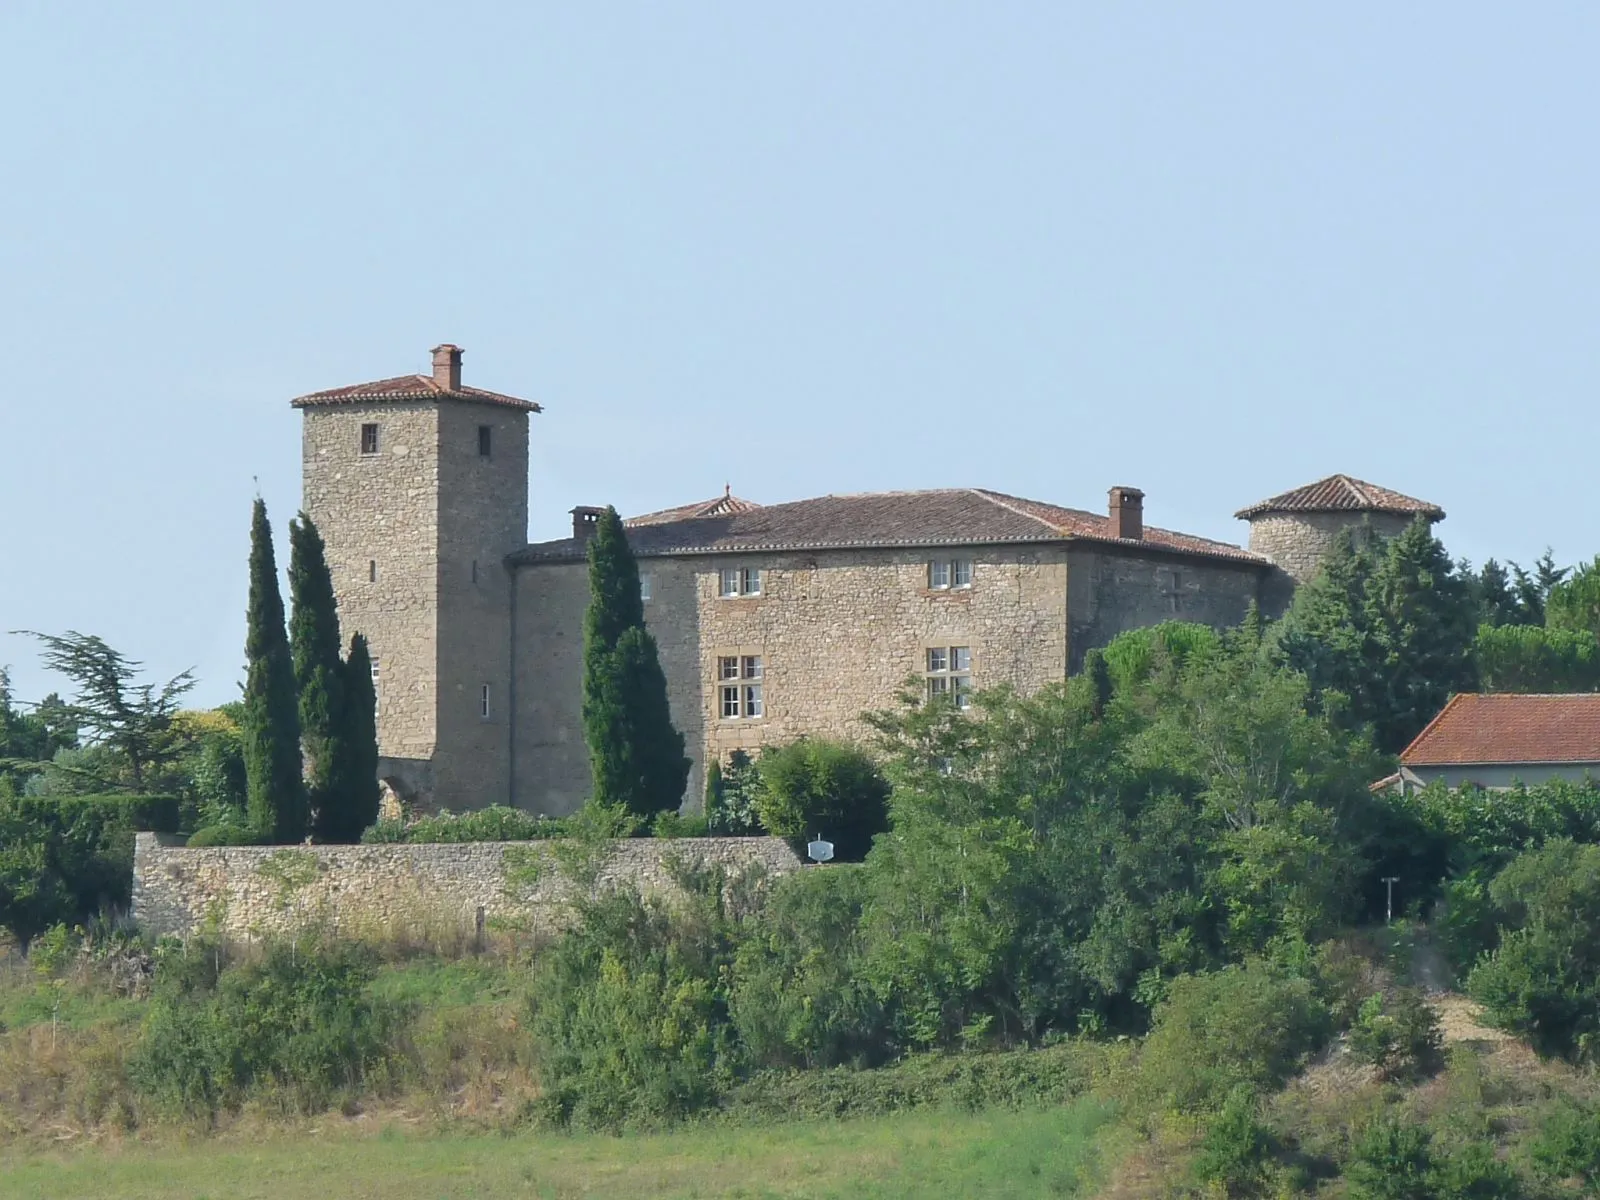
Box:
[479, 684, 492, 720]
[370, 658, 381, 704]
[717, 655, 764, 719]
[471, 559, 478, 584]
[926, 645, 973, 709]
[368, 559, 377, 582]
[640, 571, 653, 602]
[718, 566, 762, 597]
[360, 423, 380, 455]
[477, 424, 492, 457]
[928, 558, 973, 590]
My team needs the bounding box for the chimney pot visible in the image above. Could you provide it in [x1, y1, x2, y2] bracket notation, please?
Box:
[430, 344, 463, 391]
[1108, 486, 1145, 541]
[571, 505, 607, 543]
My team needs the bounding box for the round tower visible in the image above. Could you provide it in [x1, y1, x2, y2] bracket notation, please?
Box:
[1236, 474, 1444, 613]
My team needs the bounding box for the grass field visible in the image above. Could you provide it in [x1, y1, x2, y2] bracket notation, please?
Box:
[0, 1100, 1111, 1200]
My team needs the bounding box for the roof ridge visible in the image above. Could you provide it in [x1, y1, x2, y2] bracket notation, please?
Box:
[968, 488, 1069, 535]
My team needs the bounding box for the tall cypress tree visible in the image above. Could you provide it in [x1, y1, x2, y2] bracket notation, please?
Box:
[581, 507, 690, 818]
[242, 499, 306, 842]
[288, 514, 348, 840]
[336, 633, 381, 839]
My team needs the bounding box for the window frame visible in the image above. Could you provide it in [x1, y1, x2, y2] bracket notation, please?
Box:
[479, 683, 492, 721]
[716, 653, 765, 720]
[359, 423, 380, 456]
[477, 424, 492, 458]
[718, 565, 762, 598]
[927, 557, 974, 591]
[925, 644, 974, 709]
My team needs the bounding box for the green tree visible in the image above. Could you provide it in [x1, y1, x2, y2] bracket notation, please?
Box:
[289, 514, 349, 839]
[12, 633, 195, 791]
[242, 499, 306, 843]
[1280, 518, 1478, 754]
[580, 507, 689, 820]
[1548, 556, 1600, 638]
[0, 668, 75, 789]
[754, 738, 889, 861]
[336, 634, 381, 840]
[1473, 623, 1600, 693]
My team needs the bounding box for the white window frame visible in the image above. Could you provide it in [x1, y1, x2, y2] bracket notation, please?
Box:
[926, 645, 973, 709]
[928, 557, 973, 590]
[719, 566, 762, 598]
[716, 654, 765, 719]
[640, 571, 653, 602]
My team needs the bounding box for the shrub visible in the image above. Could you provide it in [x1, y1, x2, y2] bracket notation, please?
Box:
[1529, 1100, 1600, 1189]
[1348, 989, 1443, 1082]
[128, 935, 404, 1117]
[730, 865, 886, 1070]
[527, 888, 735, 1130]
[1468, 840, 1600, 1060]
[359, 806, 566, 844]
[1136, 961, 1331, 1113]
[706, 749, 763, 835]
[185, 821, 262, 847]
[754, 738, 888, 862]
[1429, 1141, 1520, 1200]
[1192, 1085, 1275, 1194]
[651, 809, 709, 838]
[1347, 1117, 1434, 1200]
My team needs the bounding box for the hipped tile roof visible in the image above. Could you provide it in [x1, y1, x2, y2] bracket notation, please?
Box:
[291, 374, 542, 413]
[1234, 474, 1443, 521]
[1400, 693, 1600, 766]
[512, 488, 1268, 566]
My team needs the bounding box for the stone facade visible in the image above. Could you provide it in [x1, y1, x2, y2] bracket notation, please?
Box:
[293, 347, 1446, 819]
[132, 831, 800, 940]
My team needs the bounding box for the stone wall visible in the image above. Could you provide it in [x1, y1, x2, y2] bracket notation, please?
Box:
[132, 832, 801, 940]
[512, 545, 1072, 816]
[1064, 547, 1267, 671]
[1245, 511, 1414, 585]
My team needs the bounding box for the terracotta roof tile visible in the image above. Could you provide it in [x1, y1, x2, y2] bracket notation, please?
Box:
[1400, 693, 1600, 766]
[1235, 474, 1443, 521]
[291, 374, 541, 413]
[513, 488, 1268, 566]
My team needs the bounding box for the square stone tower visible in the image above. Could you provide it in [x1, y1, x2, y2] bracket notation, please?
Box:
[292, 345, 540, 810]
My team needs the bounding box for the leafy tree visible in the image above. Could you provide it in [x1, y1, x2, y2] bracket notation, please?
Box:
[336, 633, 381, 840]
[11, 632, 195, 791]
[0, 668, 75, 788]
[1468, 840, 1600, 1060]
[241, 499, 306, 843]
[1347, 1117, 1435, 1200]
[1279, 518, 1478, 754]
[288, 514, 348, 839]
[754, 738, 889, 861]
[1549, 556, 1600, 638]
[580, 507, 689, 820]
[1473, 623, 1600, 693]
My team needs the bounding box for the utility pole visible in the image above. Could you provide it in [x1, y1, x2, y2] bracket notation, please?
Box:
[1382, 876, 1400, 924]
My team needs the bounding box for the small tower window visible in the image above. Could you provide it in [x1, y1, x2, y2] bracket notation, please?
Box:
[471, 559, 479, 584]
[368, 560, 377, 582]
[479, 684, 492, 720]
[360, 424, 380, 455]
[477, 425, 492, 457]
[370, 658, 380, 703]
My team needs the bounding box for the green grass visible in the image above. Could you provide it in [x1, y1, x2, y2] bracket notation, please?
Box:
[0, 1100, 1111, 1199]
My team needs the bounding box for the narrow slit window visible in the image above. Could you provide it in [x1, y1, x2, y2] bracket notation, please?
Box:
[471, 560, 478, 584]
[478, 425, 492, 457]
[480, 684, 492, 720]
[368, 560, 377, 582]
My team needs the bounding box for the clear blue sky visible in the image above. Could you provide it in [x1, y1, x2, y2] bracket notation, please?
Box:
[3, 4, 1596, 708]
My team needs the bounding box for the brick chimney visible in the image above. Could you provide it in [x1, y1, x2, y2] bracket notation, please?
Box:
[1108, 486, 1144, 541]
[431, 344, 463, 391]
[571, 505, 607, 542]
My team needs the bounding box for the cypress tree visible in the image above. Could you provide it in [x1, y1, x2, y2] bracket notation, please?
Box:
[336, 633, 381, 839]
[288, 514, 348, 840]
[581, 507, 690, 818]
[242, 498, 306, 842]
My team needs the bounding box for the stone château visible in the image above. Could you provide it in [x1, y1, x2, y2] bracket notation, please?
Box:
[293, 345, 1445, 815]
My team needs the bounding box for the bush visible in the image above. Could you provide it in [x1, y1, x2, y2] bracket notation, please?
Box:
[651, 809, 709, 838]
[1529, 1100, 1600, 1189]
[1348, 989, 1443, 1082]
[721, 1042, 1100, 1122]
[1192, 1085, 1276, 1194]
[754, 738, 889, 862]
[128, 935, 404, 1117]
[359, 806, 566, 844]
[528, 888, 735, 1130]
[185, 821, 262, 847]
[1468, 840, 1600, 1060]
[730, 865, 886, 1070]
[1429, 1141, 1520, 1200]
[706, 749, 763, 835]
[1135, 961, 1331, 1113]
[1347, 1117, 1434, 1200]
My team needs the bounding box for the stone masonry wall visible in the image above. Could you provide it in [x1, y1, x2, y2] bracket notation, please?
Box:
[302, 401, 441, 775]
[512, 545, 1070, 816]
[1245, 511, 1414, 585]
[1064, 547, 1266, 672]
[132, 832, 801, 940]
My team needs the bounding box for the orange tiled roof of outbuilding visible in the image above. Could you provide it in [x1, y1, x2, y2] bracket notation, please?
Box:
[1400, 693, 1600, 766]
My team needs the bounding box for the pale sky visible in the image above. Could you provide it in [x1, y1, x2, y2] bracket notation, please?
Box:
[2, 4, 1597, 708]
